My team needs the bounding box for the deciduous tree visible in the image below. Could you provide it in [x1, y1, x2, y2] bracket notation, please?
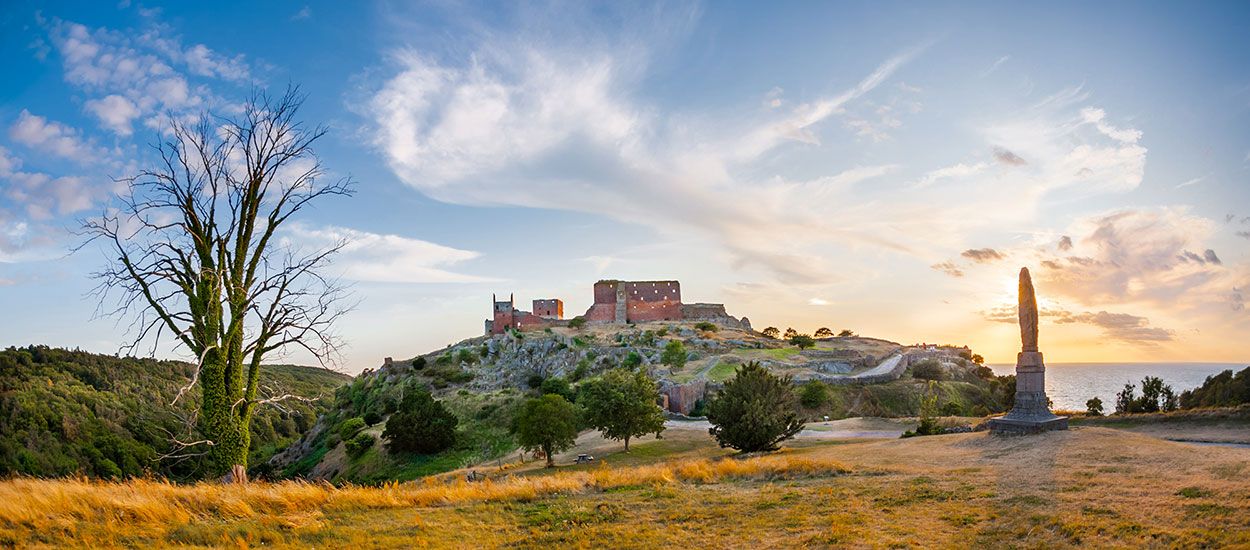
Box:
[85, 88, 353, 480]
[579, 369, 666, 451]
[513, 394, 580, 467]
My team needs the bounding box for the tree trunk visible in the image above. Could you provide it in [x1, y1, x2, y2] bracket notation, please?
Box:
[624, 436, 630, 452]
[222, 464, 248, 484]
[544, 443, 555, 468]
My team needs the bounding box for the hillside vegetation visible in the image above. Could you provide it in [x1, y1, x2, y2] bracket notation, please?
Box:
[270, 321, 1011, 483]
[0, 346, 349, 481]
[3, 428, 1246, 548]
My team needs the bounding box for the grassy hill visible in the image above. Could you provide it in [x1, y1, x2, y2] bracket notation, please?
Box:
[3, 426, 1246, 547]
[270, 321, 1012, 483]
[0, 345, 350, 481]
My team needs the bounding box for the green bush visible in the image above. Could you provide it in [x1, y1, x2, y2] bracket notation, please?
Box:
[706, 362, 803, 452]
[339, 417, 367, 440]
[1086, 397, 1104, 416]
[621, 352, 643, 370]
[540, 376, 576, 402]
[694, 322, 718, 333]
[526, 373, 545, 389]
[363, 410, 383, 426]
[799, 381, 829, 408]
[939, 402, 963, 416]
[661, 340, 687, 370]
[789, 335, 816, 350]
[568, 317, 587, 330]
[1180, 366, 1250, 408]
[411, 357, 426, 370]
[345, 432, 375, 459]
[911, 360, 945, 381]
[570, 359, 591, 382]
[383, 387, 457, 454]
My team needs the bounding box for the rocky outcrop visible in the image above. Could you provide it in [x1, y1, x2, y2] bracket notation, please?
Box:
[681, 303, 751, 330]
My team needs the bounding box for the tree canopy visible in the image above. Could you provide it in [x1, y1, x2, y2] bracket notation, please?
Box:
[579, 369, 666, 451]
[513, 394, 580, 467]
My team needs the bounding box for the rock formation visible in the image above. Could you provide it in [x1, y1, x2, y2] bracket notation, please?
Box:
[988, 267, 1068, 435]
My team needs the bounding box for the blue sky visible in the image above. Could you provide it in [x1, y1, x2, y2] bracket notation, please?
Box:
[2, 1, 1248, 371]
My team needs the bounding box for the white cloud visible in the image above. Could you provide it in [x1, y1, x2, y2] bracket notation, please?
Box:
[292, 6, 312, 21]
[282, 224, 494, 284]
[366, 39, 925, 285]
[85, 94, 141, 135]
[8, 110, 103, 162]
[915, 162, 988, 188]
[184, 44, 250, 81]
[981, 55, 1010, 77]
[1175, 176, 1204, 189]
[807, 298, 830, 306]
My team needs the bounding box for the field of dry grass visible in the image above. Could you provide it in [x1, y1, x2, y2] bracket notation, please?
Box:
[3, 427, 1247, 548]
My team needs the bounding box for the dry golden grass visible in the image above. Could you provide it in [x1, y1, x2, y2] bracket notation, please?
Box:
[0, 452, 848, 548]
[3, 427, 1248, 548]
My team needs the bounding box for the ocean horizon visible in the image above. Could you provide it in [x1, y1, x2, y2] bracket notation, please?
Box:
[988, 362, 1247, 411]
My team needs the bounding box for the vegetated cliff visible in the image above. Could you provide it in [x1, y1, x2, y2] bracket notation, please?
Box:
[271, 320, 1011, 483]
[0, 346, 349, 481]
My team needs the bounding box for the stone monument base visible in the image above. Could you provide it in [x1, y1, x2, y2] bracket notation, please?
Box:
[987, 415, 1068, 435]
[988, 350, 1068, 435]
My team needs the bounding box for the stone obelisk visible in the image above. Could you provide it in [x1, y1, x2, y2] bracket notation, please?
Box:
[988, 267, 1068, 435]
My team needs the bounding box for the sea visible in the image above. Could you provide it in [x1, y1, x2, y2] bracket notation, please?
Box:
[987, 362, 1247, 412]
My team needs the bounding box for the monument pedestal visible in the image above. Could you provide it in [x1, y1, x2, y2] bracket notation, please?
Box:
[988, 351, 1068, 435]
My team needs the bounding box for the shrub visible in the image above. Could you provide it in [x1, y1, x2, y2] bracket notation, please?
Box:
[339, 417, 367, 440]
[540, 376, 576, 402]
[383, 387, 458, 454]
[837, 329, 855, 337]
[911, 360, 944, 381]
[814, 327, 833, 338]
[902, 382, 944, 438]
[570, 358, 591, 382]
[970, 354, 984, 365]
[661, 340, 687, 370]
[345, 432, 375, 459]
[1086, 397, 1104, 416]
[579, 369, 666, 451]
[799, 381, 829, 408]
[761, 327, 780, 339]
[784, 328, 798, 339]
[1116, 377, 1179, 413]
[512, 394, 580, 468]
[526, 373, 545, 390]
[456, 348, 476, 365]
[362, 410, 383, 427]
[411, 357, 426, 370]
[706, 362, 803, 452]
[568, 317, 587, 330]
[939, 402, 963, 416]
[621, 352, 643, 370]
[694, 321, 718, 333]
[790, 335, 815, 350]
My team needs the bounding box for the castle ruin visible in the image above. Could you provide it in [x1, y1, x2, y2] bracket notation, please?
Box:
[485, 279, 749, 335]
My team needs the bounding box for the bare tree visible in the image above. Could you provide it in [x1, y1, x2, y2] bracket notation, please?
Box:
[84, 88, 353, 482]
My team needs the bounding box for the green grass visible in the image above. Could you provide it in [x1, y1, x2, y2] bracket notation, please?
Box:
[706, 362, 739, 382]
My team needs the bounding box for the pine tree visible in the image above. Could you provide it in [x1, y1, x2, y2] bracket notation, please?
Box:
[706, 362, 803, 452]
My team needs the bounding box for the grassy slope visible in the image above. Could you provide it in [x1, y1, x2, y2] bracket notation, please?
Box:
[3, 426, 1247, 548]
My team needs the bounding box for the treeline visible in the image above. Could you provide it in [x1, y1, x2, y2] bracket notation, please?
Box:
[0, 346, 348, 481]
[1179, 366, 1250, 408]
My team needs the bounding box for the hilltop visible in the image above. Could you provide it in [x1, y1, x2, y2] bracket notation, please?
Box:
[269, 319, 1014, 483]
[0, 346, 350, 481]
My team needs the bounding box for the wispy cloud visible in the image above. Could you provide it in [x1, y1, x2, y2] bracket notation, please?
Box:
[981, 55, 1010, 77]
[282, 224, 494, 284]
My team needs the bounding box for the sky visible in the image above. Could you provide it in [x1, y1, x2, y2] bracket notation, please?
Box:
[1, 0, 1249, 373]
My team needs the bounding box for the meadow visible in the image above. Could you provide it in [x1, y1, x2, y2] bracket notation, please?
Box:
[2, 426, 1247, 548]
